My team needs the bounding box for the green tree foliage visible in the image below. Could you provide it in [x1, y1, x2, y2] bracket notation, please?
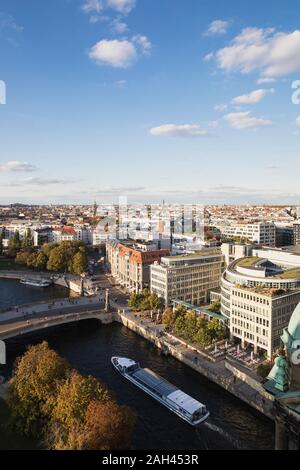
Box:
[7, 230, 21, 257]
[72, 249, 88, 275]
[128, 292, 139, 310]
[47, 242, 88, 274]
[34, 251, 48, 271]
[22, 228, 33, 248]
[208, 300, 221, 313]
[0, 234, 3, 255]
[164, 306, 226, 348]
[128, 289, 162, 313]
[13, 241, 87, 274]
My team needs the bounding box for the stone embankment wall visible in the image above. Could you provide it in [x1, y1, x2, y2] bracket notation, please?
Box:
[0, 271, 82, 294]
[114, 310, 275, 420]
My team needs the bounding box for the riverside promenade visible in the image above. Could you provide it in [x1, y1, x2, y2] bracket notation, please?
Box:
[114, 308, 275, 420]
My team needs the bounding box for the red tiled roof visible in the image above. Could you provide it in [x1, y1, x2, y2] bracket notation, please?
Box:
[61, 226, 76, 235]
[117, 243, 169, 264]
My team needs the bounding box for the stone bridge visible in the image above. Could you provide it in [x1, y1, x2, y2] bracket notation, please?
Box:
[0, 292, 114, 348]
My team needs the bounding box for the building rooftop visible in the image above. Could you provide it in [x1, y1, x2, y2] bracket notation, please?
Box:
[165, 249, 221, 261]
[231, 255, 300, 281]
[233, 285, 294, 298]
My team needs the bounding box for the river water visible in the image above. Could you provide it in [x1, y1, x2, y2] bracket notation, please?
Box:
[0, 280, 275, 450]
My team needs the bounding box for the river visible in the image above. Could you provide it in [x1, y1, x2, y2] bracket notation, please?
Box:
[0, 280, 275, 450]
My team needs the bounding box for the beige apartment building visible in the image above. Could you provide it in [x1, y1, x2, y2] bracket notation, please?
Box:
[106, 239, 169, 293]
[150, 249, 224, 306]
[230, 287, 300, 359]
[221, 249, 300, 358]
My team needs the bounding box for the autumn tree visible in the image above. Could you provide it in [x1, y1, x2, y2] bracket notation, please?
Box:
[8, 342, 70, 437]
[34, 251, 48, 270]
[128, 292, 140, 310]
[15, 249, 32, 266]
[83, 401, 136, 450]
[7, 230, 21, 257]
[9, 342, 136, 450]
[162, 307, 177, 328]
[72, 249, 88, 274]
[48, 370, 112, 449]
[22, 228, 33, 248]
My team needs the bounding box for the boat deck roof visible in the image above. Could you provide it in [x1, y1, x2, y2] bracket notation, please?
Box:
[132, 368, 178, 397]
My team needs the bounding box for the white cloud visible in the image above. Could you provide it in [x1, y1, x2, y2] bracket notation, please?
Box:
[150, 124, 209, 138]
[265, 163, 280, 170]
[115, 79, 127, 87]
[232, 88, 274, 105]
[89, 14, 109, 23]
[225, 111, 272, 129]
[208, 120, 220, 129]
[296, 116, 300, 126]
[204, 52, 214, 62]
[10, 177, 72, 187]
[111, 18, 128, 34]
[206, 19, 230, 35]
[82, 0, 103, 13]
[215, 27, 300, 77]
[0, 161, 37, 173]
[89, 39, 137, 68]
[95, 186, 144, 195]
[132, 34, 152, 54]
[0, 12, 23, 32]
[214, 103, 228, 112]
[257, 77, 276, 84]
[82, 0, 136, 15]
[107, 0, 136, 14]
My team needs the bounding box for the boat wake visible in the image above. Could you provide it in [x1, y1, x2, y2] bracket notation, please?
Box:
[197, 420, 244, 449]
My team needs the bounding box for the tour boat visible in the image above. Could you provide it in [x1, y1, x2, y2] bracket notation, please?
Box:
[20, 278, 52, 287]
[111, 356, 210, 426]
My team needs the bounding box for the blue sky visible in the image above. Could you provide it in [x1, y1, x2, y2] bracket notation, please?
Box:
[0, 0, 300, 205]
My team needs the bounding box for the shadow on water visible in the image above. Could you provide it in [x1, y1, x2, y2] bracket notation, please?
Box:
[1, 320, 275, 451]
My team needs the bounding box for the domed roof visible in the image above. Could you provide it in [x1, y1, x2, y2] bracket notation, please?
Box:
[288, 302, 300, 340]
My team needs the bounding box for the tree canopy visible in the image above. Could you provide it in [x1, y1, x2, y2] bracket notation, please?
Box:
[8, 342, 136, 450]
[162, 307, 227, 348]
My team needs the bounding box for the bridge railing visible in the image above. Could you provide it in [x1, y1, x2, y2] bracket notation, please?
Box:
[0, 295, 106, 323]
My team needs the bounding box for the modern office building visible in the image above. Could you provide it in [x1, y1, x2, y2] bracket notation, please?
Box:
[221, 249, 300, 358]
[218, 221, 276, 246]
[106, 239, 169, 293]
[275, 225, 295, 247]
[221, 242, 253, 266]
[294, 223, 300, 246]
[150, 249, 224, 306]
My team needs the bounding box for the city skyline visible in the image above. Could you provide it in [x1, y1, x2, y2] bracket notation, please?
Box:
[1, 0, 300, 204]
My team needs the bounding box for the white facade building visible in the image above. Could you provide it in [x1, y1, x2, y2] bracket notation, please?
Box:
[221, 250, 300, 358]
[150, 249, 224, 306]
[218, 222, 276, 246]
